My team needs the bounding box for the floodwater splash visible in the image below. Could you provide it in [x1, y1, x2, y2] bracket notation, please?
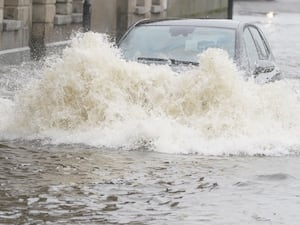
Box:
[0, 32, 300, 155]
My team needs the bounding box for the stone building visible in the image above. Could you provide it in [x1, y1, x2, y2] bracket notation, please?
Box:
[0, 0, 229, 62]
[0, 0, 83, 61]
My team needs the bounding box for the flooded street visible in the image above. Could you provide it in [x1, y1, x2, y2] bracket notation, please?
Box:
[1, 0, 300, 224]
[1, 143, 300, 225]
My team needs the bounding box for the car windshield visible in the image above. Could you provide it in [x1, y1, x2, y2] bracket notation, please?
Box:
[119, 25, 236, 63]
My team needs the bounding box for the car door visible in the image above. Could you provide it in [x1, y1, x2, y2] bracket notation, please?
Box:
[243, 25, 280, 83]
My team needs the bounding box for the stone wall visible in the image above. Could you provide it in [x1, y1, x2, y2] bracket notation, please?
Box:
[0, 0, 83, 59]
[31, 0, 83, 58]
[0, 0, 31, 50]
[167, 0, 228, 18]
[91, 0, 117, 36]
[91, 0, 229, 41]
[114, 0, 169, 40]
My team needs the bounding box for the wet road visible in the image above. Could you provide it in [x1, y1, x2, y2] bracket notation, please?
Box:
[1, 142, 300, 225]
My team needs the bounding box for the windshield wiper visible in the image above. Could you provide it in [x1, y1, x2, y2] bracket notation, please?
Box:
[137, 57, 199, 66]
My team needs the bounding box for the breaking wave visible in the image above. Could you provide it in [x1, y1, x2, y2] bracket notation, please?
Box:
[0, 32, 300, 155]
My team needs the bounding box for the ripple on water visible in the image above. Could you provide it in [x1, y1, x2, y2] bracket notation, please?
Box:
[256, 173, 295, 181]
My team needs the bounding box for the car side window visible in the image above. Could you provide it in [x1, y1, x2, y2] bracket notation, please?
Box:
[244, 27, 259, 68]
[249, 26, 269, 60]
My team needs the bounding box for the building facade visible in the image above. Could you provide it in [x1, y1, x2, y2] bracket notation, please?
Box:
[91, 0, 229, 40]
[0, 0, 83, 61]
[0, 0, 229, 61]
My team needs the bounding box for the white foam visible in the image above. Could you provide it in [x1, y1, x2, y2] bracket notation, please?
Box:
[0, 98, 14, 130]
[1, 32, 300, 155]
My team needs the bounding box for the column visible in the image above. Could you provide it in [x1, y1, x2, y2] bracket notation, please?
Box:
[4, 0, 31, 26]
[151, 0, 167, 17]
[55, 0, 72, 25]
[72, 0, 82, 13]
[72, 0, 83, 24]
[1, 0, 31, 50]
[135, 0, 151, 16]
[31, 0, 56, 59]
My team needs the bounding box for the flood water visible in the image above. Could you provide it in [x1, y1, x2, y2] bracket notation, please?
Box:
[1, 1, 300, 224]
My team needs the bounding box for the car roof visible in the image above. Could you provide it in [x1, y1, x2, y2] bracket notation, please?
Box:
[136, 18, 242, 29]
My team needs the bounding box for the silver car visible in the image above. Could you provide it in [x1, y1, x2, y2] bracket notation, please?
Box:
[118, 18, 281, 83]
